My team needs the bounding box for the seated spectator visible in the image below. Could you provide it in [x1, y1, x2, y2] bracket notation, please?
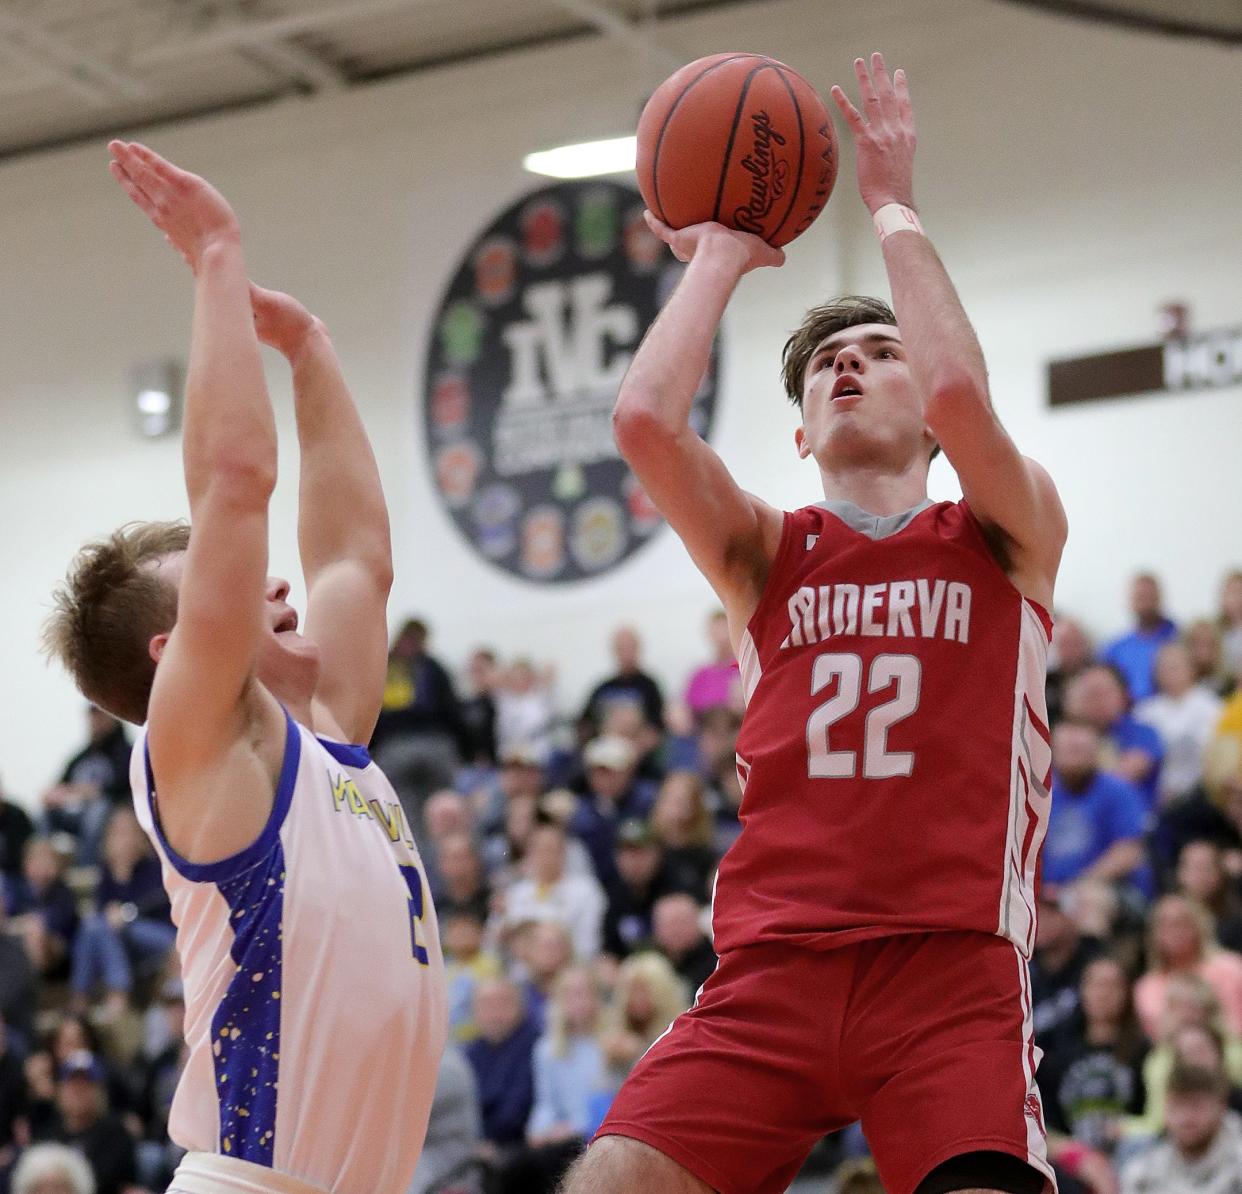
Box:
[1039, 957, 1148, 1153]
[5, 837, 78, 984]
[0, 894, 37, 1047]
[0, 1012, 26, 1156]
[443, 908, 503, 1043]
[40, 706, 132, 867]
[1048, 614, 1095, 726]
[682, 610, 739, 720]
[1135, 642, 1222, 804]
[582, 626, 665, 734]
[34, 1052, 136, 1194]
[10, 1142, 97, 1194]
[1101, 572, 1178, 703]
[602, 820, 676, 959]
[599, 703, 665, 787]
[1220, 570, 1242, 685]
[69, 807, 173, 1017]
[1184, 619, 1233, 698]
[522, 967, 613, 1190]
[0, 774, 33, 880]
[1031, 885, 1102, 1043]
[409, 1044, 483, 1194]
[463, 979, 540, 1155]
[650, 893, 716, 997]
[495, 659, 558, 762]
[1154, 734, 1242, 875]
[371, 618, 463, 818]
[1175, 839, 1242, 954]
[420, 789, 476, 896]
[1126, 975, 1242, 1139]
[649, 772, 718, 899]
[1066, 666, 1164, 813]
[599, 953, 688, 1085]
[136, 978, 187, 1188]
[570, 737, 656, 885]
[514, 922, 573, 1034]
[45, 1017, 136, 1133]
[1134, 895, 1242, 1038]
[1120, 1061, 1242, 1193]
[502, 820, 605, 961]
[1044, 721, 1148, 892]
[432, 832, 492, 922]
[460, 647, 500, 768]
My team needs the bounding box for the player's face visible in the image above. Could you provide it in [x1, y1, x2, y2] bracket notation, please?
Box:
[151, 552, 320, 698]
[795, 324, 932, 471]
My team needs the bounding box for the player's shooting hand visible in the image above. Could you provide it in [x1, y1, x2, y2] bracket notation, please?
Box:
[642, 211, 784, 273]
[249, 283, 324, 363]
[108, 141, 240, 272]
[830, 52, 916, 215]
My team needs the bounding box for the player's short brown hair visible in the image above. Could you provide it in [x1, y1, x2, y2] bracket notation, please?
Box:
[781, 295, 898, 408]
[781, 295, 940, 461]
[43, 521, 190, 725]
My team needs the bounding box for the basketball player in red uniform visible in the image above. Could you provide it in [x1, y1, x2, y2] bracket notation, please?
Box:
[561, 54, 1067, 1194]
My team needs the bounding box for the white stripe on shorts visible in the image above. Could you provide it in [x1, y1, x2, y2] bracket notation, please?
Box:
[166, 1153, 329, 1194]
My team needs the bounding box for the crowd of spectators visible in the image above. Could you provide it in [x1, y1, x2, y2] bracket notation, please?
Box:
[3, 573, 1242, 1194]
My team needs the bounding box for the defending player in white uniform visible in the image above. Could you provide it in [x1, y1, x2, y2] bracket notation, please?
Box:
[45, 143, 446, 1192]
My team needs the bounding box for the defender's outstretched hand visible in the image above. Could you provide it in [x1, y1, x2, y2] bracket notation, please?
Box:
[107, 140, 239, 272]
[830, 52, 917, 215]
[642, 210, 785, 273]
[249, 283, 322, 363]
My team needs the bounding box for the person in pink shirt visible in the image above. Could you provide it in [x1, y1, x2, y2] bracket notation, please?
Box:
[681, 611, 739, 719]
[1135, 894, 1242, 1039]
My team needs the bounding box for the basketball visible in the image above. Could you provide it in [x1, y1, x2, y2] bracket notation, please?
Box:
[636, 52, 838, 248]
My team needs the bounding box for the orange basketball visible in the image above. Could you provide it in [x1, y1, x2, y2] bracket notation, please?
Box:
[636, 53, 838, 248]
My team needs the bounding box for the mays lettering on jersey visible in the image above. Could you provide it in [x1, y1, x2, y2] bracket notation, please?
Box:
[716, 499, 1053, 957]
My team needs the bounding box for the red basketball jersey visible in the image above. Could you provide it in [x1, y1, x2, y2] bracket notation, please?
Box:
[714, 498, 1054, 958]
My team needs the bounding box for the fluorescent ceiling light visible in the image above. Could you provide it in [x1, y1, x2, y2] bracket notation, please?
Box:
[523, 135, 637, 179]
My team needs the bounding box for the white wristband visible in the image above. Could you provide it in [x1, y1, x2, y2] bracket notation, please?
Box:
[873, 203, 924, 244]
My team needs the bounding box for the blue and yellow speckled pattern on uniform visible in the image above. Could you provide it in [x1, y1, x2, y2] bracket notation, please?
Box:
[210, 844, 286, 1164]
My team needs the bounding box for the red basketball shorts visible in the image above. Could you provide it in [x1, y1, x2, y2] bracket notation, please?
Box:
[596, 932, 1055, 1194]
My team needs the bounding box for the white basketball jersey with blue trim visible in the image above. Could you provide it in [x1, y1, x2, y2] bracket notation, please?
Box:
[131, 710, 447, 1194]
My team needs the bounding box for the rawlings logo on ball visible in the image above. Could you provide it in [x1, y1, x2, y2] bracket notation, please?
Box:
[734, 111, 789, 235]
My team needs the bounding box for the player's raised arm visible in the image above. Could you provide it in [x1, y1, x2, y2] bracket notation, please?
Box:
[249, 286, 393, 745]
[614, 216, 786, 627]
[108, 142, 281, 847]
[831, 54, 1068, 606]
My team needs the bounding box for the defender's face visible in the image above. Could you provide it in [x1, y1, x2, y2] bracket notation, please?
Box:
[151, 552, 320, 688]
[797, 324, 930, 468]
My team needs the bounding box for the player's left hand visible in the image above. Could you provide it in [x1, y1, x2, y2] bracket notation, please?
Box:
[249, 283, 324, 363]
[830, 52, 916, 215]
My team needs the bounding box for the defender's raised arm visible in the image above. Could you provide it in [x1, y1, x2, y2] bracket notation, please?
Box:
[250, 285, 393, 745]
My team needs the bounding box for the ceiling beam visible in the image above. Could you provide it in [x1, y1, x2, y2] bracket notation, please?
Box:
[239, 38, 349, 92]
[0, 8, 150, 105]
[545, 0, 684, 70]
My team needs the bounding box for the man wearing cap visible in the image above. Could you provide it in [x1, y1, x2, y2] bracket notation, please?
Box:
[603, 820, 676, 959]
[571, 737, 656, 885]
[39, 1051, 136, 1194]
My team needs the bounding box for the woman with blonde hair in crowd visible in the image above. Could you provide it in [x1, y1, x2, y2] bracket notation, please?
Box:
[649, 771, 717, 898]
[599, 952, 688, 1084]
[1125, 973, 1242, 1140]
[1134, 897, 1242, 1038]
[528, 966, 612, 1144]
[1184, 618, 1233, 698]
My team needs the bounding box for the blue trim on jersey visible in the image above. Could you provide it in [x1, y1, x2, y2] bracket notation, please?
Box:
[143, 708, 301, 883]
[210, 840, 285, 1166]
[315, 737, 372, 769]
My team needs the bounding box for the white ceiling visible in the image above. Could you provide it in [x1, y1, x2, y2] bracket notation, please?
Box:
[0, 0, 1235, 163]
[0, 0, 765, 161]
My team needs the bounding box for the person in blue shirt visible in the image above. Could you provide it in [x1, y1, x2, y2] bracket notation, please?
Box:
[1101, 572, 1178, 703]
[1066, 663, 1164, 813]
[1046, 720, 1149, 893]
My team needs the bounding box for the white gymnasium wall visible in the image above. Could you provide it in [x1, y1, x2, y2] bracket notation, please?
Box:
[1, 0, 1239, 801]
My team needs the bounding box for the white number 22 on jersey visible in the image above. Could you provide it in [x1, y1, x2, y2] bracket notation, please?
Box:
[806, 652, 922, 779]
